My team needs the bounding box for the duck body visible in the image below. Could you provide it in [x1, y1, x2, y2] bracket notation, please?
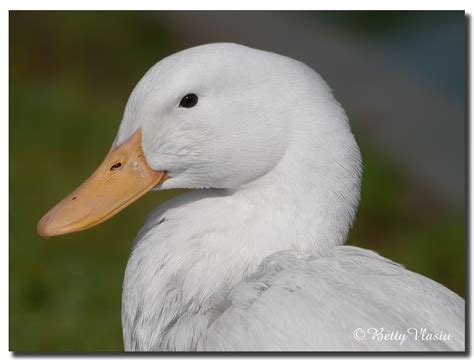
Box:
[122, 191, 464, 351]
[38, 43, 464, 351]
[118, 44, 464, 351]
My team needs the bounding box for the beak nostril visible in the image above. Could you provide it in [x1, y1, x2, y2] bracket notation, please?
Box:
[72, 197, 77, 200]
[110, 162, 123, 172]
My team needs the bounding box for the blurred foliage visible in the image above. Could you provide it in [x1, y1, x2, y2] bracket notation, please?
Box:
[9, 11, 464, 352]
[347, 138, 464, 297]
[319, 10, 464, 37]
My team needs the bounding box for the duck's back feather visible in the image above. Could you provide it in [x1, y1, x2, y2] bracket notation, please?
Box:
[154, 246, 464, 351]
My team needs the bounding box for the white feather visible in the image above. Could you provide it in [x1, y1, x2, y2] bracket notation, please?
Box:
[115, 43, 464, 351]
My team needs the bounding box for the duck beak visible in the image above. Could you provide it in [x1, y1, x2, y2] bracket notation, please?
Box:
[37, 129, 167, 238]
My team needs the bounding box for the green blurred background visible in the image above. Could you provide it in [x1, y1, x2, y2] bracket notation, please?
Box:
[10, 11, 465, 351]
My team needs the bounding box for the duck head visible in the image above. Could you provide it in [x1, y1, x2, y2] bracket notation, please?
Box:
[38, 43, 361, 243]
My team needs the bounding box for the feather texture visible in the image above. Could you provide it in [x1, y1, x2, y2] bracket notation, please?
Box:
[114, 43, 464, 351]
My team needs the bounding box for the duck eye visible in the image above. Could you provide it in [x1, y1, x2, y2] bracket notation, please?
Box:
[179, 94, 198, 108]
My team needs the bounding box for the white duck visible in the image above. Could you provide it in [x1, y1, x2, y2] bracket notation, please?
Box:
[38, 43, 464, 351]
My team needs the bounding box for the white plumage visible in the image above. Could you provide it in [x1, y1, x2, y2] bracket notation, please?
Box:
[89, 43, 465, 351]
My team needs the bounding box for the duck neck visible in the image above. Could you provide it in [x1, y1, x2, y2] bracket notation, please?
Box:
[122, 111, 362, 350]
[230, 117, 362, 254]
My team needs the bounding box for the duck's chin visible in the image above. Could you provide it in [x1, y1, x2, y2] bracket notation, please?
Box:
[149, 167, 187, 190]
[151, 175, 231, 192]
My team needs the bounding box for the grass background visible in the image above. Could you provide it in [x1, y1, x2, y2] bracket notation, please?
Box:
[9, 11, 465, 351]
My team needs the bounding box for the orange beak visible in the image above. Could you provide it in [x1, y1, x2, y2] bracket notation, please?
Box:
[37, 129, 167, 238]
